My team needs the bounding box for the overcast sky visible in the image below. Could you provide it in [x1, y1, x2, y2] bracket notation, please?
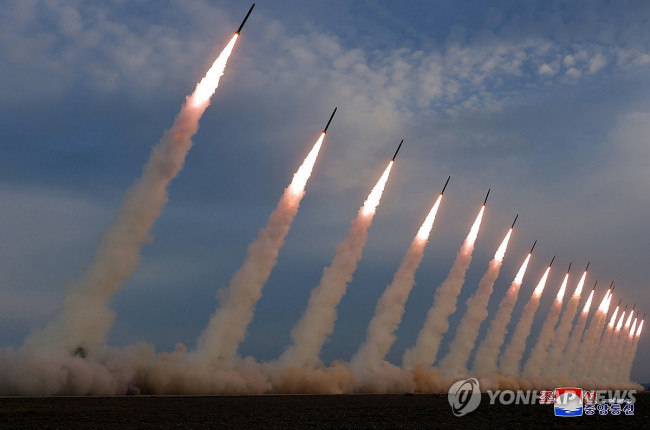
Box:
[1, 0, 649, 381]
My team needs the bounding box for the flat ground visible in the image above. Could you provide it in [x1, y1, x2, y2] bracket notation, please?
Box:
[0, 393, 647, 429]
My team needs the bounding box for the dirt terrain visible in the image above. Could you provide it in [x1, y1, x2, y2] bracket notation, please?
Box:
[1, 392, 647, 429]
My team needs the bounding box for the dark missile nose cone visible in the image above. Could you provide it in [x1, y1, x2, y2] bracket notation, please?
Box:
[529, 240, 537, 254]
[323, 107, 337, 133]
[391, 139, 404, 161]
[441, 176, 450, 195]
[236, 3, 256, 34]
[511, 214, 519, 229]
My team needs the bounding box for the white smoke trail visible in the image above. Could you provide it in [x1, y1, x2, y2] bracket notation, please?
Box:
[471, 252, 531, 376]
[614, 316, 638, 381]
[499, 264, 551, 376]
[543, 270, 587, 376]
[25, 35, 241, 354]
[571, 290, 611, 378]
[560, 287, 595, 375]
[439, 227, 512, 374]
[402, 205, 485, 370]
[602, 309, 627, 382]
[621, 319, 643, 382]
[195, 132, 328, 367]
[589, 301, 620, 377]
[279, 162, 394, 367]
[350, 193, 443, 372]
[522, 270, 570, 377]
[609, 311, 636, 382]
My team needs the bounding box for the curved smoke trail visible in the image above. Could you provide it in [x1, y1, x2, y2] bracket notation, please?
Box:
[543, 270, 587, 376]
[471, 252, 531, 376]
[522, 269, 569, 377]
[26, 35, 241, 354]
[351, 192, 443, 372]
[280, 161, 394, 367]
[440, 227, 512, 374]
[195, 130, 329, 367]
[499, 263, 551, 376]
[402, 204, 485, 370]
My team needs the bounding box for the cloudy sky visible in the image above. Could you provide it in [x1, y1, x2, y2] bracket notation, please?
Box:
[1, 0, 649, 381]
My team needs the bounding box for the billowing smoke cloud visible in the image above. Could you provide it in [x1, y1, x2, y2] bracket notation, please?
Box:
[195, 131, 327, 367]
[25, 35, 241, 355]
[439, 227, 512, 374]
[499, 264, 551, 376]
[279, 162, 394, 367]
[543, 270, 587, 377]
[350, 193, 443, 372]
[522, 269, 570, 377]
[471, 252, 531, 376]
[402, 205, 485, 370]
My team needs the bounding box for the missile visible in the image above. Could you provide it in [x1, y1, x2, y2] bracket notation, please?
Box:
[511, 214, 519, 229]
[585, 261, 590, 271]
[529, 240, 537, 253]
[632, 304, 636, 311]
[323, 107, 337, 133]
[566, 262, 572, 273]
[483, 188, 490, 205]
[392, 140, 404, 161]
[441, 176, 451, 195]
[618, 298, 622, 306]
[236, 3, 256, 34]
[549, 255, 556, 267]
[592, 280, 597, 290]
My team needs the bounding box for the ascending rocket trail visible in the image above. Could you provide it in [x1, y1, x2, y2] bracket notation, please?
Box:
[499, 257, 554, 376]
[195, 108, 337, 366]
[350, 177, 449, 372]
[280, 145, 399, 367]
[471, 243, 534, 376]
[571, 287, 612, 378]
[522, 263, 571, 378]
[543, 264, 588, 377]
[440, 216, 516, 374]
[26, 8, 254, 354]
[402, 190, 489, 370]
[560, 284, 596, 376]
[590, 298, 620, 377]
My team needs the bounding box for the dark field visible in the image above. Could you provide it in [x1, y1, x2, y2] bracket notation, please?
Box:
[1, 393, 648, 429]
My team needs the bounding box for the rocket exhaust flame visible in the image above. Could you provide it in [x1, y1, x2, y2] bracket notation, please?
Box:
[26, 30, 243, 354]
[362, 162, 393, 216]
[351, 186, 445, 371]
[195, 122, 330, 366]
[402, 203, 486, 370]
[192, 35, 239, 107]
[280, 161, 394, 367]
